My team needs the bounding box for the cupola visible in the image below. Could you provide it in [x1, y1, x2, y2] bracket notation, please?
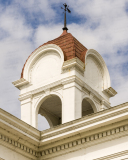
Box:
[12, 4, 117, 130]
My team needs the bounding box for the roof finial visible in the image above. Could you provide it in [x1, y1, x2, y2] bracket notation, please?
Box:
[61, 3, 71, 31]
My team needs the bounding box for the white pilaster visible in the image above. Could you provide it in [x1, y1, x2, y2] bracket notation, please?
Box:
[20, 97, 32, 125]
[62, 82, 82, 123]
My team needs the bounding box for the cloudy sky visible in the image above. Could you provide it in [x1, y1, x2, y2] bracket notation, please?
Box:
[0, 0, 128, 130]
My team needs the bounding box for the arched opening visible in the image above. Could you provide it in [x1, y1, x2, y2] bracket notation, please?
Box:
[82, 98, 95, 117]
[38, 95, 62, 131]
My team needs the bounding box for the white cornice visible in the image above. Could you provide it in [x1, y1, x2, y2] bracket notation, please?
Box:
[40, 124, 128, 160]
[17, 57, 85, 91]
[0, 108, 40, 143]
[0, 133, 38, 160]
[40, 103, 128, 144]
[103, 87, 117, 97]
[19, 75, 110, 107]
[0, 103, 128, 159]
[0, 123, 128, 160]
[62, 57, 85, 76]
[12, 78, 29, 89]
[94, 150, 128, 160]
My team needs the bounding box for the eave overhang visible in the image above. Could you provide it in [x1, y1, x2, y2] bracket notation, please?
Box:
[0, 102, 128, 159]
[103, 87, 117, 97]
[12, 78, 29, 89]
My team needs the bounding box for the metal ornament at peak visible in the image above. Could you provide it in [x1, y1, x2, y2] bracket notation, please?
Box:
[61, 3, 71, 31]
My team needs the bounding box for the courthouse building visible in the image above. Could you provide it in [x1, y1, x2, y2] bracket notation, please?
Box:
[0, 26, 128, 160]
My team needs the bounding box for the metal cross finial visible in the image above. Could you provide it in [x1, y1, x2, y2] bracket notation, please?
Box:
[61, 3, 71, 31]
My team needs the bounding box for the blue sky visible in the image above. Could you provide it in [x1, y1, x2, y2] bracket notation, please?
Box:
[0, 0, 128, 130]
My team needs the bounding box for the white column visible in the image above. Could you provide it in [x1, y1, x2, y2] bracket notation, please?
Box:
[62, 82, 82, 124]
[21, 97, 32, 125]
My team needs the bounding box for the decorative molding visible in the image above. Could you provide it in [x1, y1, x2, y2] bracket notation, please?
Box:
[40, 106, 128, 141]
[0, 133, 38, 159]
[93, 96, 101, 105]
[100, 100, 106, 110]
[19, 79, 62, 101]
[50, 84, 63, 92]
[18, 75, 110, 110]
[23, 44, 64, 81]
[44, 89, 50, 96]
[41, 102, 128, 135]
[0, 108, 40, 141]
[86, 49, 111, 90]
[83, 82, 110, 107]
[40, 124, 128, 159]
[0, 103, 128, 159]
[103, 87, 117, 97]
[0, 123, 128, 160]
[62, 57, 85, 76]
[89, 92, 94, 99]
[82, 87, 90, 95]
[94, 150, 128, 160]
[19, 94, 32, 102]
[12, 78, 29, 89]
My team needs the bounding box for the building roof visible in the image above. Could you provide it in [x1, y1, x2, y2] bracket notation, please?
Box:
[0, 102, 128, 159]
[21, 30, 88, 78]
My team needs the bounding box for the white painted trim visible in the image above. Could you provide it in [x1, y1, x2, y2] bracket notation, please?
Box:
[0, 102, 128, 159]
[12, 78, 29, 89]
[62, 57, 85, 76]
[82, 95, 99, 113]
[22, 44, 64, 82]
[40, 125, 128, 160]
[94, 150, 128, 160]
[103, 87, 117, 97]
[35, 92, 63, 128]
[19, 75, 110, 106]
[85, 49, 111, 90]
[0, 133, 38, 159]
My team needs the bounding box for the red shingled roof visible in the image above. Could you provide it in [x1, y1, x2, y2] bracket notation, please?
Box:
[21, 30, 88, 78]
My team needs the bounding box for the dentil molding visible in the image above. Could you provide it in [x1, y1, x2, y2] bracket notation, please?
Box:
[0, 124, 128, 160]
[40, 124, 128, 160]
[94, 150, 128, 160]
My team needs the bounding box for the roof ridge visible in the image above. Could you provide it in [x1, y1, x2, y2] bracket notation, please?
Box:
[72, 36, 87, 51]
[44, 32, 72, 45]
[71, 35, 76, 57]
[71, 35, 87, 60]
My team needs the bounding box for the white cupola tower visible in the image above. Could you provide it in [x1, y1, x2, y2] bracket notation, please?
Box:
[13, 30, 117, 129]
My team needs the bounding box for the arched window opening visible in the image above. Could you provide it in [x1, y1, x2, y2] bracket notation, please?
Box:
[82, 98, 94, 117]
[38, 114, 50, 131]
[38, 95, 62, 131]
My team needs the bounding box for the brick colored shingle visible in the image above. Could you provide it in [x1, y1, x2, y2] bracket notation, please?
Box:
[21, 31, 88, 78]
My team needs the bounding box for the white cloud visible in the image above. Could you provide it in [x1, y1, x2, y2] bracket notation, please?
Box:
[14, 0, 57, 22]
[33, 24, 63, 47]
[0, 2, 34, 118]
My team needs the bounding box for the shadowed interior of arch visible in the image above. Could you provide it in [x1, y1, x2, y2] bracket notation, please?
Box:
[38, 95, 62, 131]
[82, 98, 94, 116]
